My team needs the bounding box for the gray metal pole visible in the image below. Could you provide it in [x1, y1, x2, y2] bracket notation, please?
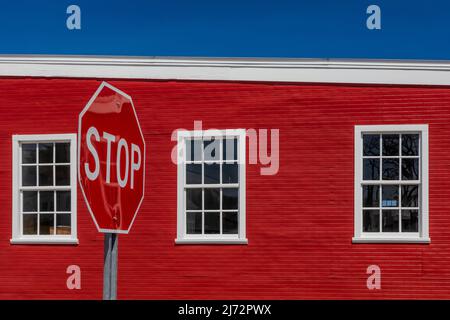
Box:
[110, 233, 118, 300]
[103, 233, 118, 300]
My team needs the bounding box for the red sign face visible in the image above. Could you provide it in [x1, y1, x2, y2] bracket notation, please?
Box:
[78, 82, 145, 233]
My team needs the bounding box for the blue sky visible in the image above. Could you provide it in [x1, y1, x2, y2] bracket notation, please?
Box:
[0, 0, 449, 59]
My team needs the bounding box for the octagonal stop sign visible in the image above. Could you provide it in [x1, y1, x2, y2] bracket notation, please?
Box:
[78, 82, 145, 233]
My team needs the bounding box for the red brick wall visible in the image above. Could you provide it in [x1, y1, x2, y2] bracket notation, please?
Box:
[1, 78, 450, 299]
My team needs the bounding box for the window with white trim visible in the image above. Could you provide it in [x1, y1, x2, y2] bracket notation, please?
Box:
[11, 134, 78, 244]
[176, 129, 247, 244]
[353, 125, 429, 243]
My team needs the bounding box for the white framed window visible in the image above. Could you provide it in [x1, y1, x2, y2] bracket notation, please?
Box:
[353, 125, 429, 243]
[11, 134, 78, 244]
[175, 129, 247, 244]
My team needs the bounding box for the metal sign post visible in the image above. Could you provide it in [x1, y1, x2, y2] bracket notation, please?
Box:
[78, 82, 145, 300]
[103, 233, 118, 300]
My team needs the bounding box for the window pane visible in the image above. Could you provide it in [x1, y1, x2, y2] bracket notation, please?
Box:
[382, 159, 399, 180]
[382, 185, 399, 207]
[23, 191, 37, 212]
[204, 212, 220, 234]
[56, 214, 71, 234]
[186, 189, 202, 210]
[363, 134, 380, 156]
[39, 165, 53, 186]
[402, 210, 419, 232]
[204, 138, 220, 161]
[186, 164, 202, 184]
[57, 191, 71, 211]
[223, 138, 238, 161]
[38, 143, 53, 163]
[22, 166, 37, 186]
[382, 134, 399, 156]
[223, 211, 238, 234]
[55, 143, 70, 163]
[223, 188, 238, 210]
[362, 185, 379, 207]
[23, 214, 37, 235]
[204, 188, 220, 210]
[186, 139, 202, 161]
[204, 163, 220, 184]
[22, 144, 36, 164]
[222, 163, 238, 183]
[382, 210, 399, 232]
[363, 159, 380, 180]
[186, 212, 202, 234]
[401, 185, 419, 207]
[402, 134, 419, 156]
[40, 191, 54, 212]
[55, 165, 70, 185]
[402, 158, 419, 180]
[363, 210, 380, 232]
[39, 214, 54, 235]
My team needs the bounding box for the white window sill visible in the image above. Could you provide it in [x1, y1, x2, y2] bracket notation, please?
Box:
[10, 238, 79, 245]
[352, 237, 430, 244]
[175, 238, 248, 245]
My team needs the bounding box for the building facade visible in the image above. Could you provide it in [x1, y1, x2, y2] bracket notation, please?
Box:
[1, 57, 450, 299]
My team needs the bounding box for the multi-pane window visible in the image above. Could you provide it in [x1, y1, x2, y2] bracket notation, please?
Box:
[176, 129, 247, 244]
[12, 134, 77, 244]
[354, 125, 429, 243]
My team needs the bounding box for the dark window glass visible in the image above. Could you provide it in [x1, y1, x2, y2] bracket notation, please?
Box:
[402, 158, 419, 180]
[223, 212, 238, 234]
[402, 134, 419, 156]
[204, 212, 220, 234]
[39, 214, 54, 235]
[204, 188, 220, 210]
[22, 144, 36, 164]
[223, 138, 238, 161]
[186, 189, 202, 210]
[22, 166, 37, 186]
[39, 143, 53, 163]
[363, 159, 380, 180]
[204, 138, 220, 161]
[401, 185, 419, 207]
[23, 214, 37, 235]
[382, 185, 399, 207]
[363, 210, 380, 232]
[55, 143, 70, 163]
[55, 165, 70, 185]
[186, 212, 202, 234]
[382, 159, 399, 180]
[222, 163, 238, 183]
[402, 210, 419, 232]
[382, 134, 399, 156]
[204, 164, 220, 184]
[40, 191, 54, 212]
[56, 214, 71, 235]
[186, 164, 202, 184]
[382, 210, 399, 232]
[186, 140, 202, 161]
[56, 191, 71, 212]
[363, 135, 380, 156]
[363, 185, 379, 207]
[39, 165, 53, 186]
[223, 188, 238, 210]
[23, 191, 37, 212]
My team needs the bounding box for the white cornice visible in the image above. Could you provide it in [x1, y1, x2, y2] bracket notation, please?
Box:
[1, 55, 450, 85]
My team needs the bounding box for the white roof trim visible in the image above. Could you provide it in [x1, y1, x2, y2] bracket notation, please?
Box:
[1, 55, 450, 85]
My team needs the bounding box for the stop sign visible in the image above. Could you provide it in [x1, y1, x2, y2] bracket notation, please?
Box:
[78, 82, 145, 233]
